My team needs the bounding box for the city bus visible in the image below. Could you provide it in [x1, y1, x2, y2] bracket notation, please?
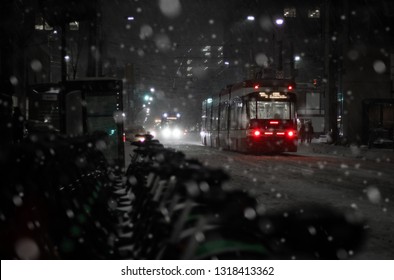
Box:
[159, 112, 184, 139]
[201, 78, 298, 153]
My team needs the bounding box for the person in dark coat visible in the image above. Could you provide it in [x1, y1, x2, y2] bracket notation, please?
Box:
[306, 122, 314, 143]
[12, 107, 25, 143]
[299, 121, 306, 143]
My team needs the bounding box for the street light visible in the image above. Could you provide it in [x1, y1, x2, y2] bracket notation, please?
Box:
[246, 15, 255, 21]
[275, 18, 284, 25]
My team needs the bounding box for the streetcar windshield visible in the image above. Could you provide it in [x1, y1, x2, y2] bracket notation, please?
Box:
[249, 101, 294, 119]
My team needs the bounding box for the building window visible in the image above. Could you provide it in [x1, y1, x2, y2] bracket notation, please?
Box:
[69, 21, 79, 31]
[35, 16, 53, 30]
[308, 9, 320, 18]
[284, 7, 296, 18]
[202, 46, 211, 58]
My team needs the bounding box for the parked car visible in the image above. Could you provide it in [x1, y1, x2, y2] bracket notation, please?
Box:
[124, 125, 146, 142]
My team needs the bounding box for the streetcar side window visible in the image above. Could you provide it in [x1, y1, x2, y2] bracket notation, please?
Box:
[230, 99, 243, 129]
[212, 105, 218, 130]
[219, 102, 228, 130]
[230, 101, 237, 129]
[240, 101, 248, 129]
[249, 100, 257, 119]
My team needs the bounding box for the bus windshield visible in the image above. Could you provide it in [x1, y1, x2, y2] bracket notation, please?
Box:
[249, 101, 294, 119]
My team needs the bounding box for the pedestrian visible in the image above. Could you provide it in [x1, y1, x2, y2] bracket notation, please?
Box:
[306, 122, 314, 143]
[299, 121, 306, 143]
[12, 107, 25, 143]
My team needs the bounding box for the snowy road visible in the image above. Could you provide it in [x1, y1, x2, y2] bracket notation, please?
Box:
[125, 135, 394, 259]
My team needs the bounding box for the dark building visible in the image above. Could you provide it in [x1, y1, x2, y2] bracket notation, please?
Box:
[1, 0, 393, 144]
[333, 0, 394, 144]
[220, 0, 393, 143]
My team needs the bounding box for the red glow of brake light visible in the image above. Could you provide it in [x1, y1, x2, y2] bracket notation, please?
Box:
[264, 132, 274, 135]
[288, 85, 293, 90]
[270, 121, 279, 124]
[276, 132, 285, 136]
[287, 130, 295, 137]
[253, 130, 261, 136]
[123, 133, 126, 142]
[254, 85, 259, 89]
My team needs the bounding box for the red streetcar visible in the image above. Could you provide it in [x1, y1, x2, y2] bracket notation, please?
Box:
[201, 78, 298, 153]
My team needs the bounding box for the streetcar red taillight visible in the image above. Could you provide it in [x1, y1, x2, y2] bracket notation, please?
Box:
[122, 133, 126, 142]
[287, 130, 295, 137]
[253, 130, 261, 136]
[270, 121, 279, 124]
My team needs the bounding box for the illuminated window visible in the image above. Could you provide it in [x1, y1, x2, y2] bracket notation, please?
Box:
[35, 16, 53, 30]
[69, 21, 79, 31]
[284, 7, 296, 18]
[308, 9, 320, 18]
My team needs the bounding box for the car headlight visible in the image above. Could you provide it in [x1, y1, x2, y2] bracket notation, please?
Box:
[173, 128, 181, 138]
[162, 127, 171, 138]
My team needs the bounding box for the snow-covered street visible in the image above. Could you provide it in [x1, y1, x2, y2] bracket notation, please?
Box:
[131, 134, 394, 259]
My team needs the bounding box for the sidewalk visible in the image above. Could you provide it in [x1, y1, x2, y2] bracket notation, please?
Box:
[297, 140, 394, 163]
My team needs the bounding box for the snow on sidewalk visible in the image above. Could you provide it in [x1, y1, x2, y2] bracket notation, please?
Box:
[297, 140, 394, 163]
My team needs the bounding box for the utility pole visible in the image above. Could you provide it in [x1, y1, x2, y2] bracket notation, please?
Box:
[59, 21, 67, 133]
[323, 0, 338, 143]
[87, 0, 100, 77]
